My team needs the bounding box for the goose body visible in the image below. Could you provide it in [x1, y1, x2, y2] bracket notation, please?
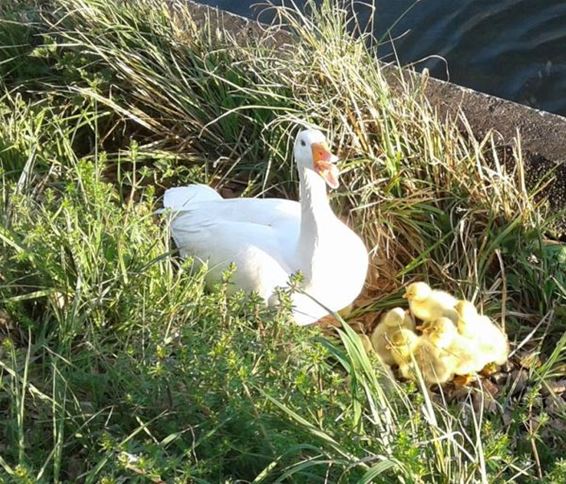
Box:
[164, 129, 368, 325]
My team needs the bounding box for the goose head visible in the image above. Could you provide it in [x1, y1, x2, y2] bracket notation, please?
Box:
[293, 128, 340, 189]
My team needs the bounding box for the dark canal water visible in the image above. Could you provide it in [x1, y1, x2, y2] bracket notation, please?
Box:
[195, 0, 566, 117]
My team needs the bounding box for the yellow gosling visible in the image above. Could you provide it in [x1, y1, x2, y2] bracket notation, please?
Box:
[423, 317, 486, 375]
[403, 282, 458, 322]
[454, 300, 509, 366]
[370, 307, 415, 365]
[388, 328, 454, 385]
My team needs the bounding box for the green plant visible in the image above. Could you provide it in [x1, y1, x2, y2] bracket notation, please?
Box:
[0, 0, 564, 481]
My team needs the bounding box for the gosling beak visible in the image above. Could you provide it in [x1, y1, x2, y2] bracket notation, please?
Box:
[402, 293, 408, 299]
[311, 142, 339, 189]
[416, 324, 423, 331]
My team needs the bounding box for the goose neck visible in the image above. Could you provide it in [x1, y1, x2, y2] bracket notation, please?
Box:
[299, 167, 333, 222]
[296, 167, 335, 282]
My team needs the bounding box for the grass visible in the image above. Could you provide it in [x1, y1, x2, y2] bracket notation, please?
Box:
[0, 0, 565, 481]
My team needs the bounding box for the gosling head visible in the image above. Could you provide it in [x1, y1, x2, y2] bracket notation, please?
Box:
[403, 282, 432, 302]
[454, 300, 479, 334]
[382, 307, 407, 327]
[386, 328, 418, 358]
[454, 300, 478, 320]
[293, 128, 339, 189]
[425, 317, 458, 348]
[417, 320, 435, 334]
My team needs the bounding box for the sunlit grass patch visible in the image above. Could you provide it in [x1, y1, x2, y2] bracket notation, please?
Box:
[0, 0, 565, 481]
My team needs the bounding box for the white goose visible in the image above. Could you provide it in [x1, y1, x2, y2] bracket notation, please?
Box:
[163, 128, 368, 325]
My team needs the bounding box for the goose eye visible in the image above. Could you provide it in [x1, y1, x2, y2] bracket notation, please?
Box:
[300, 140, 306, 147]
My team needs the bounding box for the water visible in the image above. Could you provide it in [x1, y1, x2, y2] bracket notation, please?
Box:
[195, 0, 566, 117]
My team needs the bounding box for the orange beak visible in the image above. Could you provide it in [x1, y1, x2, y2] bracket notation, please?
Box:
[311, 142, 339, 189]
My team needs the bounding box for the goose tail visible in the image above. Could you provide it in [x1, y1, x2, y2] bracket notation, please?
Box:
[156, 184, 222, 214]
